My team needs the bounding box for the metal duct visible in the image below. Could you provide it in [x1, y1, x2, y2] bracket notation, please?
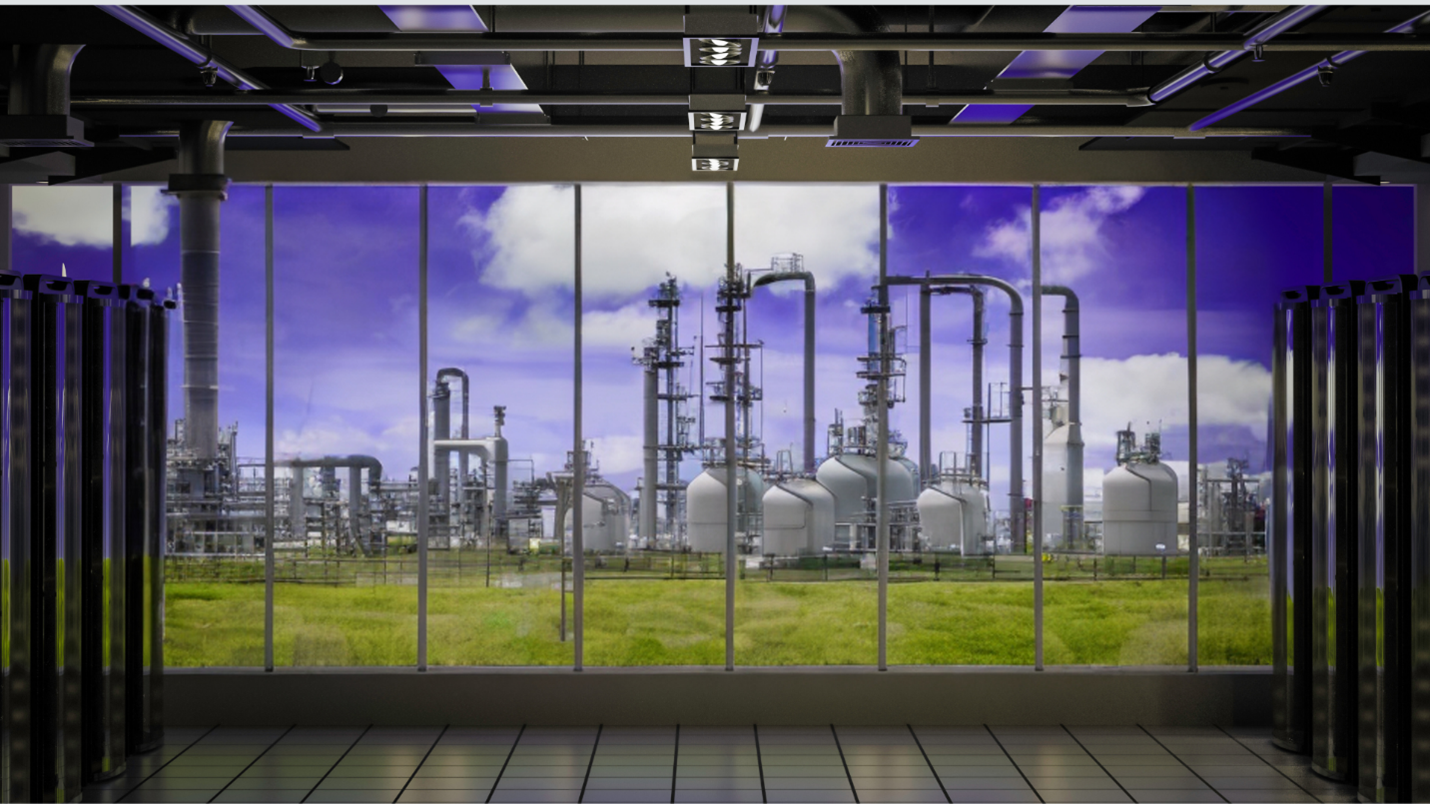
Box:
[750, 270, 816, 473]
[1042, 285, 1082, 543]
[7, 44, 84, 116]
[886, 274, 1023, 551]
[174, 120, 231, 464]
[283, 455, 383, 555]
[786, 6, 901, 117]
[432, 379, 451, 508]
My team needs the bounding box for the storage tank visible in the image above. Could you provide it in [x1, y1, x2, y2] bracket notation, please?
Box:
[1101, 461, 1178, 555]
[762, 478, 836, 556]
[816, 453, 918, 547]
[686, 466, 764, 553]
[918, 476, 992, 554]
[582, 481, 631, 552]
[1042, 416, 1071, 548]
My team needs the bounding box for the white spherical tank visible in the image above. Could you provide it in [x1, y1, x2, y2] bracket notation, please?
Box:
[762, 478, 836, 556]
[685, 467, 764, 553]
[1101, 462, 1178, 555]
[917, 486, 964, 552]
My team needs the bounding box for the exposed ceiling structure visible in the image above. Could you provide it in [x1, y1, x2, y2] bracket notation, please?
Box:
[7, 4, 1430, 184]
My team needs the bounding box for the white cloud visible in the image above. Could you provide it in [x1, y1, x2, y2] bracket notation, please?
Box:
[460, 184, 880, 300]
[1079, 352, 1269, 454]
[974, 186, 1145, 283]
[589, 433, 645, 476]
[13, 185, 112, 247]
[128, 185, 178, 246]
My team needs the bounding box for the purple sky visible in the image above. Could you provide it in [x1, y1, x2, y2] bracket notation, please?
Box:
[8, 182, 1416, 514]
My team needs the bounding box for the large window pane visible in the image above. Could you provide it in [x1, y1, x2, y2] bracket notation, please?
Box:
[581, 185, 727, 666]
[425, 185, 574, 666]
[886, 185, 1036, 665]
[734, 184, 881, 665]
[1034, 186, 1189, 666]
[11, 185, 115, 281]
[273, 186, 420, 667]
[1195, 186, 1320, 665]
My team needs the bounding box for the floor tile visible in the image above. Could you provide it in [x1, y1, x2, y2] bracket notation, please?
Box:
[848, 777, 943, 790]
[763, 792, 857, 803]
[1199, 777, 1306, 790]
[762, 777, 855, 790]
[854, 792, 949, 804]
[583, 778, 675, 790]
[305, 793, 402, 804]
[1038, 791, 1133, 803]
[118, 793, 217, 803]
[396, 792, 493, 804]
[1116, 777, 1212, 791]
[932, 766, 1023, 777]
[580, 792, 672, 803]
[211, 791, 311, 804]
[494, 779, 587, 791]
[1026, 777, 1123, 790]
[944, 791, 1041, 803]
[1216, 792, 1318, 804]
[940, 778, 1035, 790]
[674, 777, 764, 789]
[1125, 792, 1225, 803]
[227, 777, 327, 790]
[673, 793, 763, 803]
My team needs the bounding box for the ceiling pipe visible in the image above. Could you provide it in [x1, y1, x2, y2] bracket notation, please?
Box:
[71, 90, 1152, 108]
[97, 6, 323, 132]
[179, 13, 1430, 53]
[787, 6, 900, 117]
[748, 4, 788, 133]
[1190, 8, 1430, 131]
[122, 123, 1303, 138]
[1146, 5, 1327, 104]
[8, 44, 85, 116]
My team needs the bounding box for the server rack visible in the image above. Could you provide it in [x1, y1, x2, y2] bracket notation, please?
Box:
[1409, 274, 1430, 802]
[77, 281, 127, 783]
[1, 270, 33, 803]
[1310, 281, 1362, 781]
[1273, 286, 1317, 753]
[25, 275, 86, 804]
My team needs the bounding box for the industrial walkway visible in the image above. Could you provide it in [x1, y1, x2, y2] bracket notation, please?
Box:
[83, 725, 1356, 804]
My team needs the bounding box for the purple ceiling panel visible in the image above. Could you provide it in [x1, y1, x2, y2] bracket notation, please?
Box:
[952, 5, 1160, 124]
[378, 5, 488, 32]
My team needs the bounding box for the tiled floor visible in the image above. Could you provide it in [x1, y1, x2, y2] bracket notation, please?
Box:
[85, 725, 1359, 804]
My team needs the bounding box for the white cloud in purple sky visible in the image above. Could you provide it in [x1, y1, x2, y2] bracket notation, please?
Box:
[974, 185, 1146, 284]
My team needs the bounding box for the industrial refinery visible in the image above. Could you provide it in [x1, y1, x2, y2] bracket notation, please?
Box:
[162, 253, 1265, 567]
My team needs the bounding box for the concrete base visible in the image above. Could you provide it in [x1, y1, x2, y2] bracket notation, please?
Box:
[168, 666, 1271, 727]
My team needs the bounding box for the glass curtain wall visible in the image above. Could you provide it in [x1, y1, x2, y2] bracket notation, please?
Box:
[885, 185, 1037, 665]
[1036, 186, 1190, 666]
[11, 185, 117, 281]
[580, 184, 728, 666]
[272, 186, 421, 667]
[733, 184, 882, 665]
[424, 185, 575, 666]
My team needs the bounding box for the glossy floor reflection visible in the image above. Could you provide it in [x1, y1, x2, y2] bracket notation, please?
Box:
[85, 725, 1357, 804]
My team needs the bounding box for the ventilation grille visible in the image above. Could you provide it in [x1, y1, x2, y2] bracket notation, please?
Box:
[827, 138, 918, 148]
[0, 137, 89, 148]
[692, 157, 739, 171]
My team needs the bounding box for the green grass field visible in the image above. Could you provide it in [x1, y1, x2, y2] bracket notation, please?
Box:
[165, 555, 1271, 667]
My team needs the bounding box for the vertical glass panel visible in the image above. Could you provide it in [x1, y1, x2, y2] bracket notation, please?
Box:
[886, 185, 1036, 665]
[733, 184, 881, 665]
[424, 185, 574, 666]
[581, 184, 727, 666]
[1035, 186, 1188, 666]
[1196, 186, 1320, 665]
[272, 186, 420, 667]
[158, 185, 268, 666]
[10, 186, 115, 281]
[1334, 186, 1414, 281]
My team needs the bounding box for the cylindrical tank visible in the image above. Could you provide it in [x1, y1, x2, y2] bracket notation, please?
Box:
[762, 478, 836, 556]
[815, 453, 918, 547]
[1101, 461, 1179, 556]
[917, 486, 964, 552]
[1042, 418, 1071, 548]
[685, 466, 763, 553]
[580, 481, 631, 553]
